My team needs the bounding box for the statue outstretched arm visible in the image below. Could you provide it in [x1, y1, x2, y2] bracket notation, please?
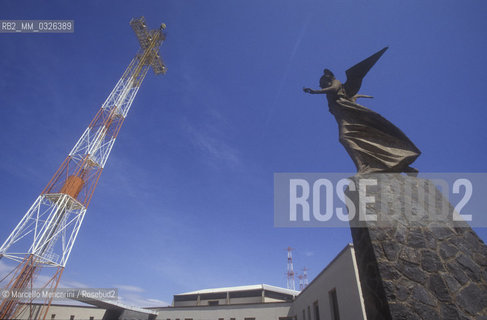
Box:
[303, 81, 340, 95]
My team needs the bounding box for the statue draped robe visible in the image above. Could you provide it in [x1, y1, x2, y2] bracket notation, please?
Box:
[326, 83, 421, 174]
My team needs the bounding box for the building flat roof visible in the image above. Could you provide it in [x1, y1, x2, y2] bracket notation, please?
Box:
[176, 284, 299, 297]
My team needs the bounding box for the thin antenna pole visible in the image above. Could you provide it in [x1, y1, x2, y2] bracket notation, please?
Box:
[286, 247, 295, 291]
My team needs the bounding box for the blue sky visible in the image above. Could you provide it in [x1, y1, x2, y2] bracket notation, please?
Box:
[0, 0, 486, 307]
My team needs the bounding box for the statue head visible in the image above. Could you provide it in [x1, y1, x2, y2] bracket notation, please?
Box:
[319, 69, 335, 88]
[323, 69, 335, 78]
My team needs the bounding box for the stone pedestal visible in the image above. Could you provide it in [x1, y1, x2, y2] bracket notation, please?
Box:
[347, 174, 487, 320]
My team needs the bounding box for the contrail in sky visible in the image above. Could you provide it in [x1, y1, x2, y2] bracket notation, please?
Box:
[264, 11, 313, 129]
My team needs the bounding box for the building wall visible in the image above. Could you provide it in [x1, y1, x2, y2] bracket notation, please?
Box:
[155, 302, 293, 320]
[228, 296, 263, 305]
[199, 298, 228, 306]
[173, 289, 287, 307]
[174, 300, 201, 307]
[290, 244, 367, 320]
[263, 297, 286, 303]
[16, 303, 106, 320]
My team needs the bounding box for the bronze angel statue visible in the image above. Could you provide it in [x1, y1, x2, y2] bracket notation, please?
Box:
[303, 47, 421, 175]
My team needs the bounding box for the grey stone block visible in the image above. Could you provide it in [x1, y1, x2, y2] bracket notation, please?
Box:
[421, 250, 444, 273]
[456, 283, 487, 316]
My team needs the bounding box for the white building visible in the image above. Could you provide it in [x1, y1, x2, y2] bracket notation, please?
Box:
[153, 243, 366, 320]
[290, 244, 366, 320]
[16, 244, 366, 320]
[154, 284, 297, 320]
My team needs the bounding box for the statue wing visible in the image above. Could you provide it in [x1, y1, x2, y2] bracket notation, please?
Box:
[343, 47, 388, 98]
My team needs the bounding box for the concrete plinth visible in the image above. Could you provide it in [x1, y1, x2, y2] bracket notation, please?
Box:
[347, 174, 487, 320]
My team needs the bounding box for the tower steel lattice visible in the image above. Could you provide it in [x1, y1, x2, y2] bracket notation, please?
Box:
[302, 267, 309, 288]
[297, 273, 304, 291]
[286, 247, 295, 291]
[0, 17, 166, 320]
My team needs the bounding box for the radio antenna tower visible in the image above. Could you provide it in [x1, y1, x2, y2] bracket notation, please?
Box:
[303, 267, 309, 288]
[297, 274, 304, 290]
[0, 17, 166, 320]
[286, 247, 295, 291]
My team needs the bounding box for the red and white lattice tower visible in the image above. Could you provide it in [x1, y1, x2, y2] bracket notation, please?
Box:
[297, 274, 304, 291]
[303, 267, 309, 288]
[286, 247, 295, 291]
[0, 17, 166, 320]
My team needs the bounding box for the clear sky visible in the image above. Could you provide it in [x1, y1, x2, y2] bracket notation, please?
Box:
[0, 0, 486, 307]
